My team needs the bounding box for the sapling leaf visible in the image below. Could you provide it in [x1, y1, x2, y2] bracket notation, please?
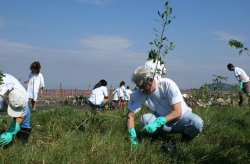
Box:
[158, 11, 161, 17]
[169, 8, 172, 14]
[161, 14, 164, 19]
[153, 28, 158, 32]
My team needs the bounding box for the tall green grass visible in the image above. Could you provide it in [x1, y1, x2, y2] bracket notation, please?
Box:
[0, 105, 249, 163]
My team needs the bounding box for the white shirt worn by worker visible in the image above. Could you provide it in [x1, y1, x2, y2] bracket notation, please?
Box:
[125, 89, 133, 101]
[112, 88, 119, 101]
[118, 85, 126, 98]
[128, 78, 192, 117]
[145, 59, 166, 80]
[0, 74, 28, 113]
[88, 86, 108, 105]
[234, 67, 249, 82]
[27, 72, 45, 101]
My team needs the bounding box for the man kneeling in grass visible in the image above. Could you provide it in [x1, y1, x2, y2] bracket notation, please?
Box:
[126, 67, 203, 147]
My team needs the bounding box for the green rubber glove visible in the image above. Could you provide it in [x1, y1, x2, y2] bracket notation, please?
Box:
[0, 122, 20, 145]
[239, 82, 243, 89]
[142, 116, 167, 134]
[128, 128, 139, 145]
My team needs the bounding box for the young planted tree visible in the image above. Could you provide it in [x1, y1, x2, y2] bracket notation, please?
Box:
[139, 0, 175, 132]
[211, 75, 228, 91]
[149, 0, 175, 77]
[211, 75, 228, 98]
[191, 83, 211, 102]
[191, 75, 228, 103]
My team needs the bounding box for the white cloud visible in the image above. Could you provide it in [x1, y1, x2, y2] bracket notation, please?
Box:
[0, 37, 145, 89]
[0, 17, 6, 28]
[76, 0, 112, 5]
[0, 38, 38, 53]
[77, 35, 133, 52]
[2, 37, 243, 90]
[214, 31, 247, 42]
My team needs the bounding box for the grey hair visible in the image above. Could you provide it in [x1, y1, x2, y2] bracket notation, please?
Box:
[131, 66, 154, 86]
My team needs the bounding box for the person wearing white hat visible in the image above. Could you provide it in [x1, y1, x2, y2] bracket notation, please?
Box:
[0, 73, 31, 145]
[144, 50, 167, 81]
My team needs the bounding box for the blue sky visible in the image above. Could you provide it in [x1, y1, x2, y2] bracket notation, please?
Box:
[0, 0, 250, 89]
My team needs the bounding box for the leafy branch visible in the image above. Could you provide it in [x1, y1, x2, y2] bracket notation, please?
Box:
[149, 0, 175, 66]
[0, 70, 5, 85]
[228, 39, 249, 55]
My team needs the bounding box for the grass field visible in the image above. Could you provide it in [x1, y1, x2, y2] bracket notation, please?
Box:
[0, 105, 250, 163]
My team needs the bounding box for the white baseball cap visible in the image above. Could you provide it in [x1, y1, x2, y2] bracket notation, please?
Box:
[7, 88, 28, 117]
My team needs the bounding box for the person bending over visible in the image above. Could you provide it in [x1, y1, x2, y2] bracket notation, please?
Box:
[0, 73, 31, 145]
[227, 63, 250, 106]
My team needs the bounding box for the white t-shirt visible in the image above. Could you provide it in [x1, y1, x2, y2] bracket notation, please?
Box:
[128, 78, 192, 117]
[27, 72, 45, 101]
[234, 67, 249, 82]
[88, 86, 108, 105]
[125, 89, 133, 101]
[145, 60, 166, 79]
[118, 85, 126, 98]
[0, 74, 28, 115]
[112, 88, 119, 101]
[0, 74, 27, 96]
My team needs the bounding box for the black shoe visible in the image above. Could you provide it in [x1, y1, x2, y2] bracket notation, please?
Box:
[16, 128, 32, 144]
[238, 100, 243, 106]
[161, 143, 176, 154]
[181, 133, 194, 143]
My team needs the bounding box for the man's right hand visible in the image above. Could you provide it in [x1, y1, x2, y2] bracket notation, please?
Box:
[0, 132, 14, 145]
